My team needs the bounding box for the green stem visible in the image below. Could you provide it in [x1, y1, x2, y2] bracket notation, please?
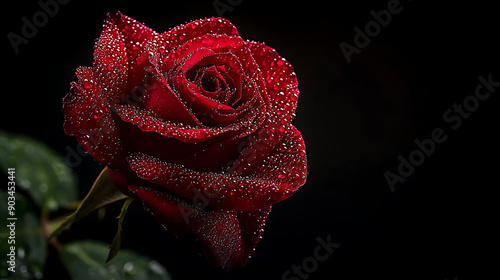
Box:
[40, 208, 62, 250]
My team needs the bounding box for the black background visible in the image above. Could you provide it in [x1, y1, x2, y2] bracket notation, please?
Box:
[3, 0, 499, 279]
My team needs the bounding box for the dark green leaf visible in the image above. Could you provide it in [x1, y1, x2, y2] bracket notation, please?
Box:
[0, 192, 47, 279]
[0, 130, 77, 211]
[59, 241, 171, 280]
[50, 167, 127, 238]
[106, 197, 134, 262]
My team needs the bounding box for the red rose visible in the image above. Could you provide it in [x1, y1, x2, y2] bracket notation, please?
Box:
[63, 12, 307, 269]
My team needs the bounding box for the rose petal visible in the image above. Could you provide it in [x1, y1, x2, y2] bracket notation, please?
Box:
[62, 67, 123, 168]
[163, 34, 267, 94]
[126, 125, 307, 211]
[164, 43, 268, 129]
[233, 207, 271, 267]
[108, 12, 157, 64]
[173, 136, 246, 172]
[128, 185, 270, 269]
[114, 104, 254, 143]
[152, 17, 240, 65]
[184, 51, 255, 111]
[113, 105, 249, 172]
[229, 41, 300, 175]
[93, 14, 127, 100]
[141, 70, 202, 126]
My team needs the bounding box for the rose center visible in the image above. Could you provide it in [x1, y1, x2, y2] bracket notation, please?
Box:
[201, 76, 219, 92]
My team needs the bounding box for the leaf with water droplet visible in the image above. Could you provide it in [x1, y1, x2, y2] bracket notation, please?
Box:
[0, 192, 47, 279]
[59, 240, 171, 280]
[0, 130, 77, 211]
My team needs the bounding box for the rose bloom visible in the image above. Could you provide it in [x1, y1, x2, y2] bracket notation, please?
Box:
[63, 12, 307, 269]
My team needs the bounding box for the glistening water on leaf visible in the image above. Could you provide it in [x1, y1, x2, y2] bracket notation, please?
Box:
[59, 240, 171, 280]
[50, 167, 127, 238]
[0, 130, 77, 211]
[0, 192, 47, 280]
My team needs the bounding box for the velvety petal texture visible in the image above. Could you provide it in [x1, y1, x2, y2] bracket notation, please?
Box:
[128, 185, 271, 269]
[62, 12, 307, 270]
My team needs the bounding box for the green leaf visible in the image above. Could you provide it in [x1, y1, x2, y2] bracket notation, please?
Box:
[59, 241, 171, 280]
[0, 192, 47, 280]
[50, 167, 128, 238]
[0, 130, 77, 211]
[106, 197, 134, 262]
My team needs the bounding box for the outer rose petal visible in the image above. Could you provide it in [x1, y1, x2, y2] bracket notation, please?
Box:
[64, 12, 157, 169]
[127, 185, 271, 269]
[107, 12, 157, 66]
[107, 12, 159, 97]
[93, 14, 128, 100]
[150, 18, 240, 67]
[63, 67, 124, 168]
[126, 125, 307, 211]
[229, 41, 300, 176]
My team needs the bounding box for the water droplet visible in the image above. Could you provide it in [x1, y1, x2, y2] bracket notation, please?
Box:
[148, 261, 166, 274]
[108, 265, 117, 273]
[82, 80, 93, 89]
[20, 265, 28, 275]
[123, 262, 135, 274]
[18, 248, 25, 259]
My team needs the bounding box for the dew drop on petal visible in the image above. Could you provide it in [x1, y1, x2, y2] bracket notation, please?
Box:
[82, 80, 93, 89]
[93, 109, 104, 119]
